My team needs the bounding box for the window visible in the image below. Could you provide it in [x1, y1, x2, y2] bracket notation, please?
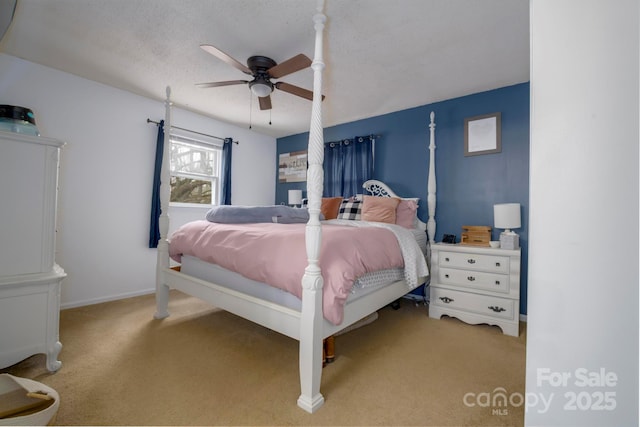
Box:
[169, 135, 222, 206]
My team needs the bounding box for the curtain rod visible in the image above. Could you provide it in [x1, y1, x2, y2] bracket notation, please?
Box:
[146, 119, 239, 144]
[325, 134, 381, 144]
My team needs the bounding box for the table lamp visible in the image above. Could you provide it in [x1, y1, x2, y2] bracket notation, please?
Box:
[494, 203, 521, 249]
[288, 189, 303, 207]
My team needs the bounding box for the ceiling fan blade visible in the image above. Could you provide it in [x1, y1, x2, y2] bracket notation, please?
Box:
[200, 44, 252, 75]
[258, 95, 272, 111]
[275, 82, 324, 101]
[267, 54, 312, 79]
[195, 80, 249, 88]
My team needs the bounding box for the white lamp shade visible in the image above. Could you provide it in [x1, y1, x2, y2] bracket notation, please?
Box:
[288, 189, 303, 206]
[494, 203, 521, 230]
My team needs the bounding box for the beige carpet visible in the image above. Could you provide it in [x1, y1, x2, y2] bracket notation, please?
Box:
[2, 291, 526, 426]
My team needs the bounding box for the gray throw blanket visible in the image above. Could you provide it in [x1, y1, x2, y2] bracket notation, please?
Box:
[206, 205, 319, 224]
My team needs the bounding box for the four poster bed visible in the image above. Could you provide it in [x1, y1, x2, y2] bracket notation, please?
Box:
[154, 1, 437, 413]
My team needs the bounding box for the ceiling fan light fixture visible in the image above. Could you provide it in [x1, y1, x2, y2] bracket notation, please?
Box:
[249, 80, 273, 97]
[199, 47, 316, 108]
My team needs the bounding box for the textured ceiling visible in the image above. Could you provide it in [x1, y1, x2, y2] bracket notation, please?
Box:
[0, 0, 529, 138]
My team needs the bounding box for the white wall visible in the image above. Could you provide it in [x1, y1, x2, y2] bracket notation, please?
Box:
[0, 53, 276, 308]
[527, 1, 638, 425]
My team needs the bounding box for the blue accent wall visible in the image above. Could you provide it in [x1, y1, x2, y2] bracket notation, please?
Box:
[276, 83, 529, 314]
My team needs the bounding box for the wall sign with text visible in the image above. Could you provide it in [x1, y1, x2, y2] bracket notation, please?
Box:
[278, 150, 308, 183]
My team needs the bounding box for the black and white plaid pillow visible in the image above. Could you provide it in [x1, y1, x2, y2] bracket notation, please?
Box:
[338, 199, 362, 220]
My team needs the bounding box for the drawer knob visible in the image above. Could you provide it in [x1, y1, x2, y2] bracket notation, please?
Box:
[439, 297, 454, 304]
[488, 306, 506, 313]
[445, 257, 450, 262]
[495, 280, 501, 285]
[496, 262, 501, 267]
[467, 258, 476, 264]
[467, 276, 476, 282]
[445, 274, 450, 278]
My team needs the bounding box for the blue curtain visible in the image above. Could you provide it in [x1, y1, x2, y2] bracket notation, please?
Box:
[148, 120, 164, 248]
[221, 137, 233, 205]
[323, 135, 374, 197]
[344, 135, 374, 197]
[323, 139, 347, 197]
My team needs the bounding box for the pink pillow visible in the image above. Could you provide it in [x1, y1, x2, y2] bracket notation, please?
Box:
[396, 199, 418, 229]
[361, 195, 400, 224]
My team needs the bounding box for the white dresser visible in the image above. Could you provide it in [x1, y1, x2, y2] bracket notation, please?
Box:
[429, 243, 520, 336]
[0, 130, 66, 371]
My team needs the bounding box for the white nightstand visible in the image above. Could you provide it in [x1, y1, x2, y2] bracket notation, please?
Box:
[429, 243, 521, 336]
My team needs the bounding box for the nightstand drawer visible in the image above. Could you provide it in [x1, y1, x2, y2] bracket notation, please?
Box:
[439, 251, 509, 274]
[439, 267, 510, 293]
[431, 287, 515, 319]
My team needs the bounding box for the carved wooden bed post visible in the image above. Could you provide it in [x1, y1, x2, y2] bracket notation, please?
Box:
[155, 86, 172, 320]
[427, 111, 436, 245]
[297, 0, 326, 414]
[150, 2, 434, 413]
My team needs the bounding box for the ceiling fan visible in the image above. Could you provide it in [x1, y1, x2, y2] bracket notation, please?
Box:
[196, 44, 323, 111]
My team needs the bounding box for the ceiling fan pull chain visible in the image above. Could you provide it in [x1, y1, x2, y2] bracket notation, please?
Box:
[269, 109, 272, 126]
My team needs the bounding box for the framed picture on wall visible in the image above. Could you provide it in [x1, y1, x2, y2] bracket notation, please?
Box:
[464, 112, 501, 156]
[278, 150, 308, 183]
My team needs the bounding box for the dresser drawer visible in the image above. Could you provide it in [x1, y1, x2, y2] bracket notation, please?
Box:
[431, 287, 515, 320]
[439, 267, 510, 293]
[439, 251, 509, 274]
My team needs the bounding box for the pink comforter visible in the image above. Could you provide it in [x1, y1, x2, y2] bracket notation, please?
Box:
[168, 220, 404, 325]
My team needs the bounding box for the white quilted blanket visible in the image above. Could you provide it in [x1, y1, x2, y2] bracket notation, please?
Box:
[325, 219, 430, 289]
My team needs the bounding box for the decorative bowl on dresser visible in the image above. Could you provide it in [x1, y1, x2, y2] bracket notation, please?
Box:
[0, 130, 66, 371]
[429, 242, 521, 336]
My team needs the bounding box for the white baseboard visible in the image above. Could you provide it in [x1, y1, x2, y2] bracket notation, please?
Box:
[61, 288, 155, 310]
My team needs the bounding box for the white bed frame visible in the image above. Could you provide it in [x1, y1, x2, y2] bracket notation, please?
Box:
[154, 0, 437, 413]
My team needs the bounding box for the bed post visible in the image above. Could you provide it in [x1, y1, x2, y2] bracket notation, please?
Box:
[154, 87, 172, 319]
[297, 0, 326, 414]
[426, 111, 436, 246]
